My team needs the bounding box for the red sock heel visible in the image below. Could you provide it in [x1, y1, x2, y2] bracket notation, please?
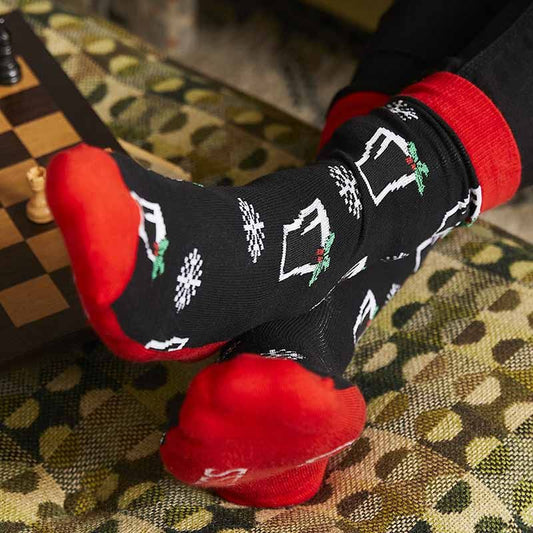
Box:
[216, 459, 329, 507]
[160, 353, 366, 507]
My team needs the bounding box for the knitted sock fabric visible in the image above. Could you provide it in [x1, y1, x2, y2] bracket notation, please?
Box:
[158, 74, 521, 506]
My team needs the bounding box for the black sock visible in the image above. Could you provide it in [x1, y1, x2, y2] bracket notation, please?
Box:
[159, 231, 431, 507]
[48, 98, 479, 360]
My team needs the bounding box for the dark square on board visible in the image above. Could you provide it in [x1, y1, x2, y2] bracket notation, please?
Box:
[0, 130, 31, 168]
[0, 85, 58, 127]
[0, 241, 45, 292]
[6, 200, 57, 239]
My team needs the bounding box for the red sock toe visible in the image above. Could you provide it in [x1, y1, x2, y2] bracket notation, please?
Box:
[160, 353, 366, 507]
[47, 144, 139, 309]
[46, 144, 225, 362]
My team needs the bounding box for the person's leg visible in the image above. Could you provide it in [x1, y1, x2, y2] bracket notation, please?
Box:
[349, 0, 504, 95]
[160, 0, 532, 507]
[327, 0, 533, 190]
[319, 0, 533, 156]
[451, 0, 533, 188]
[320, 0, 509, 147]
[46, 93, 476, 361]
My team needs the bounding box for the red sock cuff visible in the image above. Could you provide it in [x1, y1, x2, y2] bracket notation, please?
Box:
[319, 91, 390, 152]
[402, 72, 521, 212]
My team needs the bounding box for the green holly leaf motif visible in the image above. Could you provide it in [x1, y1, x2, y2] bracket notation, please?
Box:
[309, 265, 322, 286]
[151, 238, 169, 280]
[408, 141, 429, 196]
[415, 162, 429, 195]
[324, 232, 335, 254]
[309, 232, 335, 287]
[408, 141, 419, 163]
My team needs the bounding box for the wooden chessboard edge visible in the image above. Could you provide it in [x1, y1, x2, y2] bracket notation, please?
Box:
[118, 138, 191, 181]
[0, 326, 96, 372]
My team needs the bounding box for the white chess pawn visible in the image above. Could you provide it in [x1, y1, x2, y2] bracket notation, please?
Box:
[26, 166, 53, 224]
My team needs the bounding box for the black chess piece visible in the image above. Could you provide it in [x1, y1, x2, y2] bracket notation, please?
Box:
[0, 18, 21, 85]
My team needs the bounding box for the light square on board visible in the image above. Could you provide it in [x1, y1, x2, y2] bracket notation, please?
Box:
[0, 275, 69, 327]
[14, 112, 80, 158]
[0, 209, 23, 250]
[27, 228, 70, 272]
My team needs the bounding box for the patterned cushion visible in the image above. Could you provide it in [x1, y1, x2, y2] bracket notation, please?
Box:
[0, 1, 532, 531]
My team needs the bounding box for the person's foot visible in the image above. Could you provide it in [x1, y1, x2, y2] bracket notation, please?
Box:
[160, 352, 366, 507]
[47, 142, 370, 361]
[46, 144, 226, 361]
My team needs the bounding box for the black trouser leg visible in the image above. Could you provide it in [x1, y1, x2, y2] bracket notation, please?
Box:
[350, 0, 505, 94]
[452, 0, 533, 188]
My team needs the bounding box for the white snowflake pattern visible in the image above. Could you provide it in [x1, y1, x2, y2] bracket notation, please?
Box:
[261, 349, 304, 361]
[380, 252, 410, 262]
[385, 99, 419, 121]
[238, 198, 265, 263]
[386, 283, 401, 303]
[329, 165, 362, 218]
[174, 249, 203, 313]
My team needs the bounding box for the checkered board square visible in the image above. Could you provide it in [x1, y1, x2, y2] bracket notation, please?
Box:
[0, 10, 123, 363]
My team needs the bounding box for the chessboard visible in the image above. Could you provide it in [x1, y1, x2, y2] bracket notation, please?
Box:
[0, 10, 123, 364]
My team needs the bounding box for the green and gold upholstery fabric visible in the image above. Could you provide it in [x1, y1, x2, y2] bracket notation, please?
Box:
[0, 0, 318, 186]
[0, 2, 532, 532]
